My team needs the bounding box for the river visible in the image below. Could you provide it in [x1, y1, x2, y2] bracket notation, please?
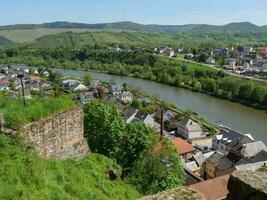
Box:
[55, 68, 267, 143]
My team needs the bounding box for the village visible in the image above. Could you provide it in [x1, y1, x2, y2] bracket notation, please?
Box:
[0, 64, 267, 199]
[154, 45, 267, 79]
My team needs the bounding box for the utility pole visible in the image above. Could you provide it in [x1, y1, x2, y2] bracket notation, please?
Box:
[160, 109, 164, 141]
[0, 113, 4, 133]
[17, 70, 26, 107]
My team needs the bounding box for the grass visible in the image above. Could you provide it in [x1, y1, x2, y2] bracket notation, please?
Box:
[0, 96, 76, 129]
[0, 135, 140, 200]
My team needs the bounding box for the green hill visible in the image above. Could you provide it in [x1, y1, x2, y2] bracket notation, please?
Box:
[1, 21, 267, 44]
[0, 134, 140, 200]
[26, 31, 267, 49]
[27, 31, 181, 48]
[1, 21, 267, 34]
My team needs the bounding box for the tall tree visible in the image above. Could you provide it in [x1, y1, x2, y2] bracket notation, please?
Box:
[127, 139, 185, 195]
[83, 101, 125, 158]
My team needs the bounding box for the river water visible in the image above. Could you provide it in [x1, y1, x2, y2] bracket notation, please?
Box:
[55, 68, 267, 143]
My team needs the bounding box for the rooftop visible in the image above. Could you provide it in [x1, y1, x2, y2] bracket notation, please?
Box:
[171, 137, 194, 155]
[190, 175, 230, 200]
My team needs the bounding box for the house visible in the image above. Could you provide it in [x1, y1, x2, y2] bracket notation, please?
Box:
[40, 82, 52, 90]
[240, 141, 267, 158]
[235, 150, 267, 171]
[205, 152, 234, 179]
[110, 85, 122, 95]
[177, 118, 203, 140]
[185, 53, 194, 59]
[206, 57, 216, 65]
[30, 81, 40, 92]
[190, 175, 230, 200]
[183, 161, 199, 172]
[0, 73, 6, 79]
[78, 91, 97, 104]
[42, 71, 49, 77]
[62, 80, 81, 88]
[212, 126, 254, 154]
[172, 137, 194, 159]
[139, 97, 151, 106]
[90, 80, 101, 88]
[155, 109, 175, 122]
[118, 91, 133, 104]
[134, 111, 154, 128]
[193, 151, 206, 167]
[227, 58, 236, 69]
[0, 80, 9, 91]
[71, 83, 87, 92]
[122, 107, 139, 124]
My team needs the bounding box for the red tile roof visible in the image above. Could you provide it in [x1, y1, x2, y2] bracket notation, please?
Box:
[171, 137, 194, 155]
[190, 175, 230, 200]
[0, 80, 9, 84]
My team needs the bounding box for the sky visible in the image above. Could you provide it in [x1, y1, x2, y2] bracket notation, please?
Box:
[0, 0, 267, 26]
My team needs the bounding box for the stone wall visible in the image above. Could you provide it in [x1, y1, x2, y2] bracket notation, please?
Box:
[227, 169, 267, 200]
[139, 187, 206, 200]
[21, 107, 90, 159]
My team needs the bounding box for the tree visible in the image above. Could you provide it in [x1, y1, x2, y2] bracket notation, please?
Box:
[238, 81, 255, 101]
[122, 82, 128, 91]
[83, 101, 125, 158]
[200, 78, 217, 93]
[84, 73, 93, 85]
[119, 122, 152, 171]
[131, 99, 143, 109]
[127, 139, 185, 195]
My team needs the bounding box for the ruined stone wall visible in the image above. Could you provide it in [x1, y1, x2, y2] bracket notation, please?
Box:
[227, 170, 267, 200]
[21, 107, 90, 159]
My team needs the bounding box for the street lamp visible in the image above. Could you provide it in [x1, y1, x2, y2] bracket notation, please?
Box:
[17, 70, 26, 106]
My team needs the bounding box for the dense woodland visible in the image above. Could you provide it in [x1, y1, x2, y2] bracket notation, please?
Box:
[1, 46, 267, 110]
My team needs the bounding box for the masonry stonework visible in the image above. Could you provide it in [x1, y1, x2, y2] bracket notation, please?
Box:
[21, 107, 90, 159]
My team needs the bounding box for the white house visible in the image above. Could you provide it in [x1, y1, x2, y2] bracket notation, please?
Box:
[177, 118, 203, 139]
[212, 126, 254, 154]
[119, 91, 133, 104]
[110, 85, 122, 95]
[71, 83, 87, 92]
[134, 111, 154, 128]
[206, 57, 216, 65]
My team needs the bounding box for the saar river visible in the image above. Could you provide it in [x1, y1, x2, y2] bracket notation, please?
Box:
[55, 68, 267, 143]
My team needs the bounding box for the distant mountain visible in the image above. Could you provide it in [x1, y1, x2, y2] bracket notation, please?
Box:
[1, 21, 267, 34]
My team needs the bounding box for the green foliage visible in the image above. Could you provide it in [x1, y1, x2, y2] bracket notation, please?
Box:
[119, 122, 152, 171]
[83, 73, 93, 85]
[131, 99, 143, 109]
[83, 101, 152, 171]
[127, 139, 185, 195]
[0, 96, 76, 129]
[0, 135, 140, 200]
[83, 100, 125, 158]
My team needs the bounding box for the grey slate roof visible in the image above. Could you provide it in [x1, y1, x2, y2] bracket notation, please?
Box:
[123, 107, 138, 121]
[193, 152, 206, 166]
[241, 141, 267, 158]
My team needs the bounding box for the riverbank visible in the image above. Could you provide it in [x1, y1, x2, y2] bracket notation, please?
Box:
[1, 65, 266, 143]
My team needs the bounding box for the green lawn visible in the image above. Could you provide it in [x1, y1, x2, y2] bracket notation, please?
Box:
[0, 135, 140, 200]
[0, 96, 76, 129]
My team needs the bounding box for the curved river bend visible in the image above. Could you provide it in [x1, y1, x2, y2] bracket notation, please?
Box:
[55, 68, 267, 143]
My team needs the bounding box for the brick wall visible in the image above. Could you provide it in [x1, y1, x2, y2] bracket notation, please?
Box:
[21, 107, 90, 159]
